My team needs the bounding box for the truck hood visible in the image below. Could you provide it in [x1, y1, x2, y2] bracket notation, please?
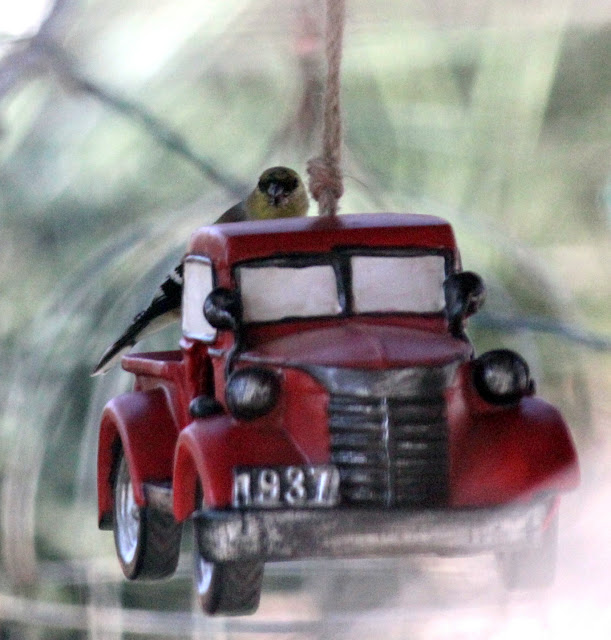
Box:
[240, 322, 472, 370]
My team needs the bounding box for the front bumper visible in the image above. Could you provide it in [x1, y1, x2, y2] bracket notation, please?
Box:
[193, 500, 552, 563]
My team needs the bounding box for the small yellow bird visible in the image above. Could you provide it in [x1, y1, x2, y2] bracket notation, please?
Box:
[217, 166, 309, 222]
[93, 167, 308, 375]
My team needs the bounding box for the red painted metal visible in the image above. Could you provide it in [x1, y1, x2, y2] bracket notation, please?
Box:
[188, 213, 457, 272]
[450, 395, 579, 506]
[173, 413, 308, 515]
[445, 362, 579, 507]
[97, 212, 579, 554]
[97, 387, 179, 526]
[240, 321, 472, 369]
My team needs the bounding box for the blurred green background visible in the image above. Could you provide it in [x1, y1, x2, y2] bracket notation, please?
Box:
[0, 0, 609, 637]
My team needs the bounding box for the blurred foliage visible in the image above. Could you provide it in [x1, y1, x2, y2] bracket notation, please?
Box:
[0, 0, 609, 637]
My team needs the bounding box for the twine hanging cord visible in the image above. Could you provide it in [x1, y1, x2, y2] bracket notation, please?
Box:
[307, 0, 345, 217]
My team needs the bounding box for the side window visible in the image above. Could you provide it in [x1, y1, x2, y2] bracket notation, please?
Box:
[182, 257, 216, 341]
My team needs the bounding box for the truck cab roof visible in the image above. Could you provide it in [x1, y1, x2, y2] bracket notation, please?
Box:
[186, 213, 458, 267]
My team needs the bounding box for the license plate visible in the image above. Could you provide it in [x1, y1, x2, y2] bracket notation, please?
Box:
[233, 465, 340, 508]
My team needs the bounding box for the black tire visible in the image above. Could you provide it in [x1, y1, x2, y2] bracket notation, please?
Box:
[113, 453, 182, 580]
[192, 481, 264, 615]
[194, 551, 264, 616]
[496, 514, 558, 590]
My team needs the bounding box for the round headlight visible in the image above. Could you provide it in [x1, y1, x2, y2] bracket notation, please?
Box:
[225, 367, 281, 420]
[473, 349, 532, 405]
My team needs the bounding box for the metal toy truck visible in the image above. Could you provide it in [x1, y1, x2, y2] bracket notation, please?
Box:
[97, 213, 579, 615]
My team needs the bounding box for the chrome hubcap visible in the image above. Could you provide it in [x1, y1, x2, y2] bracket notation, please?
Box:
[115, 458, 140, 564]
[196, 555, 213, 595]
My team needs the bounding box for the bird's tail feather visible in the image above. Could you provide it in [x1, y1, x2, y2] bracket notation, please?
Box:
[92, 341, 136, 376]
[92, 306, 180, 375]
[92, 264, 184, 375]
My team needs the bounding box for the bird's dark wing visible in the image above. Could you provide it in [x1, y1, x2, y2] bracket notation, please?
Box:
[92, 197, 249, 375]
[92, 263, 184, 375]
[215, 199, 247, 223]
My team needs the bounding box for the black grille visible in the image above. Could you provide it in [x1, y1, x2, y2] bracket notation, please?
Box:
[328, 394, 448, 507]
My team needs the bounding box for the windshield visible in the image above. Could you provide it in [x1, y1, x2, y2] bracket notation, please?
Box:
[351, 254, 446, 314]
[238, 263, 342, 323]
[236, 252, 447, 324]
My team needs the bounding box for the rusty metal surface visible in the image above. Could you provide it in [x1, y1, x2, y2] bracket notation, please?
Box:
[194, 501, 550, 563]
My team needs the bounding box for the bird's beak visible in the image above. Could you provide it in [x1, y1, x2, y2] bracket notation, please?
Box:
[267, 184, 286, 207]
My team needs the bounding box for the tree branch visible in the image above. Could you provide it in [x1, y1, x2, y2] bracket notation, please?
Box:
[0, 25, 248, 197]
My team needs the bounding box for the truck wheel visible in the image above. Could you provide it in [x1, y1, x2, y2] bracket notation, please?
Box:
[496, 514, 558, 590]
[194, 552, 264, 615]
[113, 453, 182, 580]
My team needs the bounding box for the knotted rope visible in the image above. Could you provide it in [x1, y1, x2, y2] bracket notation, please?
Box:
[307, 0, 345, 217]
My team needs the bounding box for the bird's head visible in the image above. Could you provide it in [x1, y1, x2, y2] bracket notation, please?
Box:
[256, 166, 306, 213]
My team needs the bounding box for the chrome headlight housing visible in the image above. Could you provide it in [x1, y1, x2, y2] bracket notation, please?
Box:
[473, 349, 533, 405]
[225, 367, 281, 420]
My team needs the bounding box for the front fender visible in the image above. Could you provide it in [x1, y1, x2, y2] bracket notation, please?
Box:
[451, 396, 580, 506]
[173, 414, 307, 518]
[97, 388, 178, 528]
